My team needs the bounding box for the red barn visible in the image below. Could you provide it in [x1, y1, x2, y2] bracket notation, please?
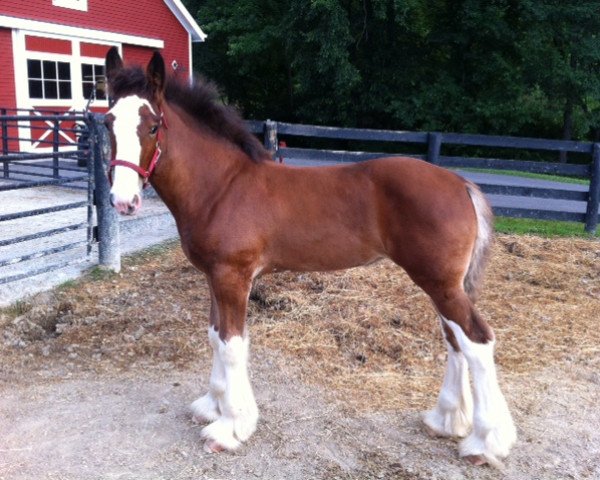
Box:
[0, 0, 205, 150]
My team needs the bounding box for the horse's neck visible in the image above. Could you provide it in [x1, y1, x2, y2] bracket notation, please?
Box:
[151, 104, 246, 224]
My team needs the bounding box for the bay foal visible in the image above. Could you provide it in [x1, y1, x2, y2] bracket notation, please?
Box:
[104, 48, 516, 466]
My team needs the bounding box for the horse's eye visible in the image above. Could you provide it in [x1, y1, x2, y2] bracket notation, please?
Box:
[150, 125, 159, 135]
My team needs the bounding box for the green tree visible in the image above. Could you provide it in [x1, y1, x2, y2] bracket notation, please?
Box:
[517, 1, 600, 156]
[183, 0, 600, 144]
[186, 1, 293, 120]
[184, 0, 359, 125]
[285, 0, 360, 125]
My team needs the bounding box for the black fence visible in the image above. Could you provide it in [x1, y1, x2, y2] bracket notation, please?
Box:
[0, 109, 95, 285]
[1, 113, 598, 287]
[251, 121, 600, 233]
[1, 108, 91, 183]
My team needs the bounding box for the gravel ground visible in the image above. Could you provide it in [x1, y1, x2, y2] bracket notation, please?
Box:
[0, 234, 599, 479]
[1, 356, 598, 480]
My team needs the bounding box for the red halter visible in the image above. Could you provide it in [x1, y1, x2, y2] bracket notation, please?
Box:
[108, 112, 168, 189]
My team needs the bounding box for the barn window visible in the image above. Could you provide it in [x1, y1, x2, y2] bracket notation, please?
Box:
[27, 59, 72, 100]
[81, 64, 106, 101]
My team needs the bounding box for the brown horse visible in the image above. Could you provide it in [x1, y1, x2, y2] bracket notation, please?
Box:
[104, 48, 516, 466]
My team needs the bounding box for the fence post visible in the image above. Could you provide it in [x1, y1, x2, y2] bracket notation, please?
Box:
[263, 120, 278, 159]
[52, 115, 60, 178]
[427, 132, 442, 164]
[584, 143, 600, 234]
[89, 113, 121, 272]
[1, 109, 8, 179]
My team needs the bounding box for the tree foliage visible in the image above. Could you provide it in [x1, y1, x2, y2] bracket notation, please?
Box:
[183, 0, 600, 141]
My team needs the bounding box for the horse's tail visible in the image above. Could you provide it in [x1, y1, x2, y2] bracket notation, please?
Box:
[463, 181, 494, 301]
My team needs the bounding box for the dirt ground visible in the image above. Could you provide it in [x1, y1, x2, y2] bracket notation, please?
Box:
[0, 234, 599, 480]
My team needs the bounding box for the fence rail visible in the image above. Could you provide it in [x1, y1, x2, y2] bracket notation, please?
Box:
[258, 121, 600, 233]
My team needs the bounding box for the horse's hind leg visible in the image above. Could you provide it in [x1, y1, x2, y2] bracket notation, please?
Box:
[423, 318, 473, 438]
[431, 288, 517, 466]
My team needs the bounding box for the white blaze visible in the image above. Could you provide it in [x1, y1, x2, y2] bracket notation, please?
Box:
[108, 95, 155, 205]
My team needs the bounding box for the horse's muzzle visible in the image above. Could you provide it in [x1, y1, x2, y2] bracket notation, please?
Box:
[110, 193, 142, 215]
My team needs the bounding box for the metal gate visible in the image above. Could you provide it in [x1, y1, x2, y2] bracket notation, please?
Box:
[0, 108, 94, 285]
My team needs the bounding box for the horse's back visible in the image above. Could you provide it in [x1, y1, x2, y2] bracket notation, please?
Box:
[362, 155, 470, 196]
[263, 155, 478, 244]
[360, 155, 476, 217]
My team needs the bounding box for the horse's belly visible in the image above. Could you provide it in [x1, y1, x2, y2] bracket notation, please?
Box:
[266, 233, 384, 273]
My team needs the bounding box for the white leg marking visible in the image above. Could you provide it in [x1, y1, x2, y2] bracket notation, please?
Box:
[191, 326, 224, 423]
[444, 318, 517, 467]
[201, 334, 258, 451]
[423, 336, 473, 438]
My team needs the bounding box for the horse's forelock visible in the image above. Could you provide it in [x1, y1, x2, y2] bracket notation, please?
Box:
[108, 66, 151, 101]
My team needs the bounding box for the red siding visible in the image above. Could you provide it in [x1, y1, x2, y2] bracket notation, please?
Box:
[2, 0, 191, 74]
[80, 42, 112, 58]
[122, 45, 155, 68]
[0, 28, 16, 110]
[25, 35, 72, 54]
[123, 44, 190, 81]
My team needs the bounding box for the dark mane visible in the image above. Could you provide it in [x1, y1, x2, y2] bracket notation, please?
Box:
[108, 66, 270, 163]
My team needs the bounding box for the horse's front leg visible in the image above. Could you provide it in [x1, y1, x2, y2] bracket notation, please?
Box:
[191, 284, 225, 423]
[200, 266, 258, 453]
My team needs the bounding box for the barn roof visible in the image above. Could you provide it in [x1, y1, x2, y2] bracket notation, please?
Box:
[164, 0, 206, 42]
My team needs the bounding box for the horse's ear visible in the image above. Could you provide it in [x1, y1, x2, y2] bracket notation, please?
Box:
[146, 51, 166, 101]
[105, 47, 123, 82]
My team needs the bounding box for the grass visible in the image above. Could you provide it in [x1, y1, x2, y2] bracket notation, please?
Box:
[57, 279, 78, 291]
[1, 299, 32, 318]
[457, 168, 589, 185]
[494, 216, 596, 238]
[452, 167, 596, 237]
[126, 239, 180, 266]
[88, 266, 118, 282]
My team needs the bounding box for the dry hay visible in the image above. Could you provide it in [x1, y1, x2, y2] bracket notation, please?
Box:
[1, 234, 598, 414]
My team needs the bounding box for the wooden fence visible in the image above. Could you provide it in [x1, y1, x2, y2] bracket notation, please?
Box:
[247, 121, 600, 234]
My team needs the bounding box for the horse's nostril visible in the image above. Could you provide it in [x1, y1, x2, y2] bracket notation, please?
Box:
[132, 194, 141, 207]
[109, 193, 116, 207]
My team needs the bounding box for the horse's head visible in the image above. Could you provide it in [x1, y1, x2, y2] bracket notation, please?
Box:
[104, 47, 166, 215]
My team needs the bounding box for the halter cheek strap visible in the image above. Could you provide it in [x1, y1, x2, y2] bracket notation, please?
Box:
[108, 112, 168, 189]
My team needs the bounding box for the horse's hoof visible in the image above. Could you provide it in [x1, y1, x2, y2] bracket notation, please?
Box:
[200, 418, 242, 451]
[464, 454, 488, 466]
[203, 439, 226, 454]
